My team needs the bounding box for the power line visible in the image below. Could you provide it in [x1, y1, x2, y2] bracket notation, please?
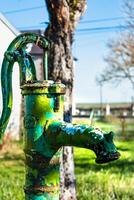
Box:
[18, 25, 47, 30]
[77, 25, 127, 33]
[2, 5, 45, 14]
[80, 17, 125, 24]
[2, 5, 125, 26]
[75, 30, 120, 36]
[17, 24, 127, 34]
[41, 16, 125, 25]
[76, 26, 128, 36]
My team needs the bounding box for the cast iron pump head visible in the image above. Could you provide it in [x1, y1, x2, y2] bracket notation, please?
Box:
[0, 33, 120, 200]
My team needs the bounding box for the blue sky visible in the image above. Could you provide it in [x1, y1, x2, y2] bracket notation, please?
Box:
[0, 0, 133, 103]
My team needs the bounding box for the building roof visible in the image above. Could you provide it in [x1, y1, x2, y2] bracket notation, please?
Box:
[0, 12, 19, 36]
[76, 102, 132, 109]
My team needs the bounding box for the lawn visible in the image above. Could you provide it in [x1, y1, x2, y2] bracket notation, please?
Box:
[0, 141, 25, 200]
[75, 141, 134, 200]
[0, 121, 134, 199]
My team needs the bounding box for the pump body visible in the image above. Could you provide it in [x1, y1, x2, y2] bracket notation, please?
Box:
[0, 33, 120, 200]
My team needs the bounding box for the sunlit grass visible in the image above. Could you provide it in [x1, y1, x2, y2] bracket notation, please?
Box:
[0, 141, 25, 200]
[74, 141, 134, 200]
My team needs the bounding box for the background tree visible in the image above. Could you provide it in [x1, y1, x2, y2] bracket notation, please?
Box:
[97, 0, 134, 89]
[44, 1, 87, 199]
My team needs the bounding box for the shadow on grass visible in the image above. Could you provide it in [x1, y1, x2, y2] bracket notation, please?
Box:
[117, 147, 129, 151]
[75, 158, 134, 174]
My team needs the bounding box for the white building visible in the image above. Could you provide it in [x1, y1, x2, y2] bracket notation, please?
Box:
[0, 13, 21, 140]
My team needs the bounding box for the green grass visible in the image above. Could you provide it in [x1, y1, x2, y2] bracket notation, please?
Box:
[0, 141, 25, 200]
[74, 141, 134, 200]
[0, 126, 134, 199]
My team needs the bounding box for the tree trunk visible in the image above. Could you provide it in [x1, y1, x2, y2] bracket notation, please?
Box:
[44, 1, 87, 199]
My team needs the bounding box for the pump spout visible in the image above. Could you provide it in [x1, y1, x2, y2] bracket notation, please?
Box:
[47, 122, 120, 164]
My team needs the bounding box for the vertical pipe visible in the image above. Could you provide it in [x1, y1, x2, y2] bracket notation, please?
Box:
[21, 83, 65, 200]
[43, 51, 48, 80]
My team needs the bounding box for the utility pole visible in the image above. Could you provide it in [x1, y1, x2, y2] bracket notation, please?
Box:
[100, 83, 103, 116]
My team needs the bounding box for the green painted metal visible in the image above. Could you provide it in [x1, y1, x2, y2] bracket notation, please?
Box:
[0, 33, 49, 143]
[22, 80, 65, 200]
[0, 33, 120, 200]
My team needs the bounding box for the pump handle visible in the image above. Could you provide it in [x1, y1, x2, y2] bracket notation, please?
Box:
[0, 33, 49, 143]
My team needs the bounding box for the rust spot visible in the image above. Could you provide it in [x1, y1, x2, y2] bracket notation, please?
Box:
[50, 157, 60, 165]
[25, 185, 59, 194]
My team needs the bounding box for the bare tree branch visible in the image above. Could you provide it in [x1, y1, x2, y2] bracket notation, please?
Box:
[97, 0, 134, 89]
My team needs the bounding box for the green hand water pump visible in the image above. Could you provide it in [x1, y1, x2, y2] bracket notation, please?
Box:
[0, 33, 120, 200]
